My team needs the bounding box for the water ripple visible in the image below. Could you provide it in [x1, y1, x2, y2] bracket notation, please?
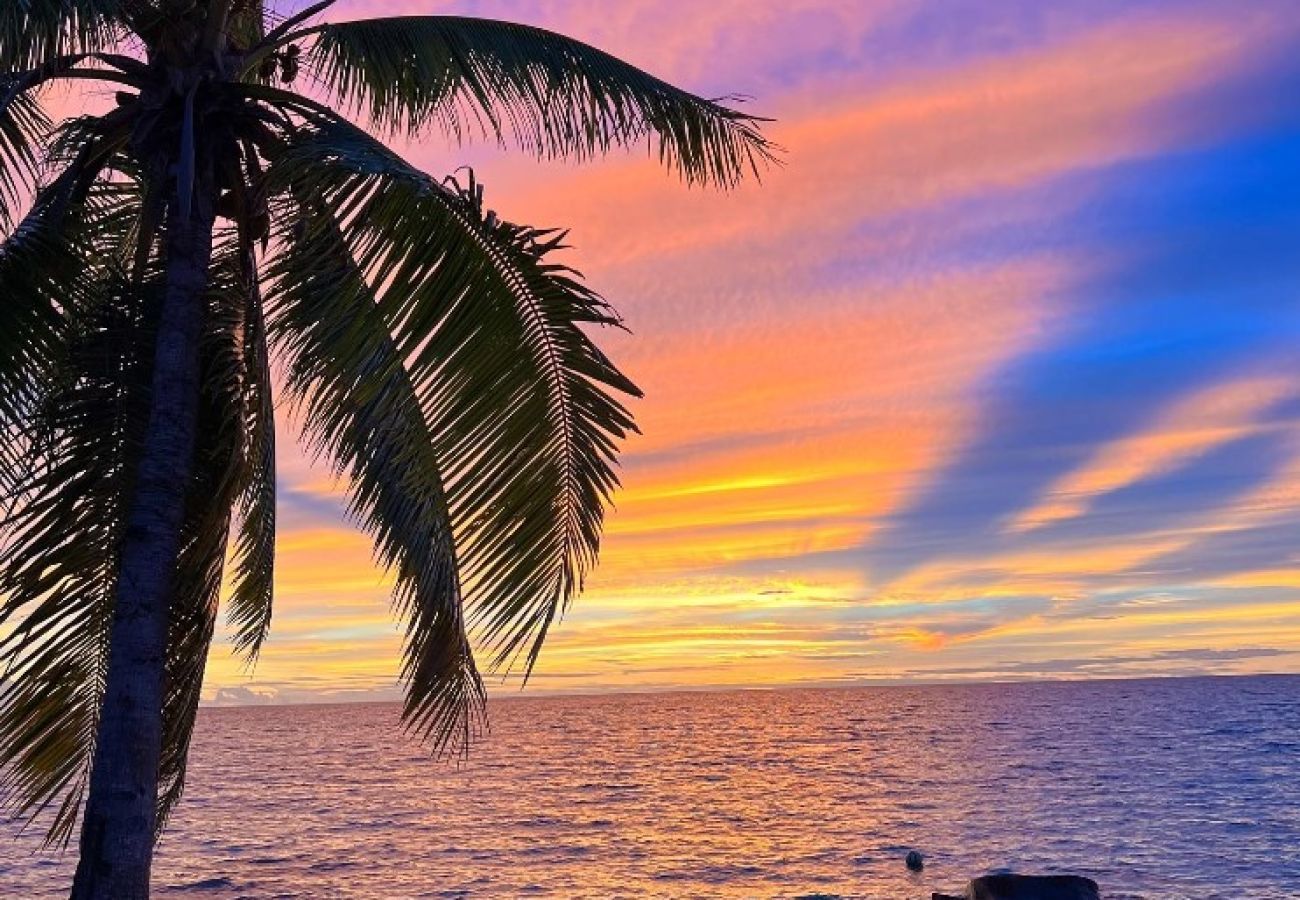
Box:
[3, 676, 1299, 898]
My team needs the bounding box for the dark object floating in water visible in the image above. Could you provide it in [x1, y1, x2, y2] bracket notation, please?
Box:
[906, 850, 925, 871]
[174, 877, 235, 891]
[932, 874, 1101, 900]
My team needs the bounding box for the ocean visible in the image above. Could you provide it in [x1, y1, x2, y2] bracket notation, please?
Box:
[3, 676, 1298, 898]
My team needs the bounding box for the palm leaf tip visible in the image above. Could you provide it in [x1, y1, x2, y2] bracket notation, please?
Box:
[304, 16, 777, 187]
[401, 633, 487, 758]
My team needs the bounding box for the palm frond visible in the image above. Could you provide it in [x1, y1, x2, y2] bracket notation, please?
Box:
[266, 119, 639, 679]
[225, 248, 276, 663]
[0, 219, 263, 841]
[0, 128, 133, 498]
[0, 76, 52, 229]
[0, 148, 143, 845]
[264, 175, 484, 754]
[0, 172, 76, 485]
[0, 61, 135, 232]
[0, 1, 126, 71]
[303, 16, 775, 186]
[0, 263, 154, 846]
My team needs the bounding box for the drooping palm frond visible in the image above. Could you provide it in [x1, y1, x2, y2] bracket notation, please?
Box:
[225, 249, 276, 662]
[0, 260, 154, 847]
[0, 133, 147, 848]
[266, 118, 639, 681]
[265, 180, 484, 754]
[301, 15, 775, 186]
[0, 213, 264, 842]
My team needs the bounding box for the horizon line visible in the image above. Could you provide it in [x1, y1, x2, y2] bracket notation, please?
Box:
[201, 669, 1300, 710]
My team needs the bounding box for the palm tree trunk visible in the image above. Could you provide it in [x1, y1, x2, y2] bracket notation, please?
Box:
[70, 189, 217, 900]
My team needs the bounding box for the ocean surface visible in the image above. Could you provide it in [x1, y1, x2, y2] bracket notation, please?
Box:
[3, 676, 1298, 898]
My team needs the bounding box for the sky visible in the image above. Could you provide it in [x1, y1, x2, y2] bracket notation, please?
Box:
[201, 0, 1300, 703]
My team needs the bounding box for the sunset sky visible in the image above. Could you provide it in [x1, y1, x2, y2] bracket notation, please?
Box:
[189, 0, 1300, 703]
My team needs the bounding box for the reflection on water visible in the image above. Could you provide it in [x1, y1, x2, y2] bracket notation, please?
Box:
[3, 676, 1298, 898]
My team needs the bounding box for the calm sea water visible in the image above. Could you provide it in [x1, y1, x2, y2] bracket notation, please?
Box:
[3, 676, 1298, 898]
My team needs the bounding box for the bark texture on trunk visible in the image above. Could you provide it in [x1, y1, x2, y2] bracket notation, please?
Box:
[70, 191, 216, 900]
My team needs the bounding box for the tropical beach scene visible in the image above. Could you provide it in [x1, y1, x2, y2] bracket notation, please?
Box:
[2, 1, 1298, 898]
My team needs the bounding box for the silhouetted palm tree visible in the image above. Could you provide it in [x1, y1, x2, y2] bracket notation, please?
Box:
[0, 2, 772, 896]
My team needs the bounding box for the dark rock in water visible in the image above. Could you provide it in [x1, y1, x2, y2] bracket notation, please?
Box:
[932, 874, 1100, 900]
[174, 876, 235, 891]
[906, 849, 925, 871]
[970, 874, 1100, 899]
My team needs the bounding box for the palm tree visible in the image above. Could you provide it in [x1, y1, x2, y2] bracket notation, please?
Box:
[0, 2, 772, 897]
